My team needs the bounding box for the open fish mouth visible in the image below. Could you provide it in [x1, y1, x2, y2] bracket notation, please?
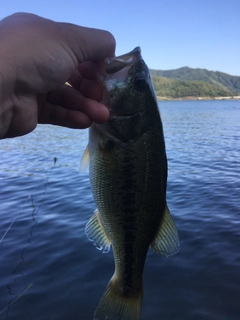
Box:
[101, 47, 149, 118]
[105, 47, 142, 74]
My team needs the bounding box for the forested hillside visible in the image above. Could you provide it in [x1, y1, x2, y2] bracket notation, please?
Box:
[150, 67, 240, 98]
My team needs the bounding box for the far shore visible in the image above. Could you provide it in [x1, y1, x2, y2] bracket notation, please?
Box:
[157, 96, 240, 101]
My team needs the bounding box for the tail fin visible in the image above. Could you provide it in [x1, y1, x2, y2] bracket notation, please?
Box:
[94, 277, 143, 320]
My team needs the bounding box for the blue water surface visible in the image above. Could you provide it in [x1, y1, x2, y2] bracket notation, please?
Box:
[0, 100, 239, 320]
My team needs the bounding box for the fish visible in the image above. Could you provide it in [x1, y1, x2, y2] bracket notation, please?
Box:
[81, 47, 179, 320]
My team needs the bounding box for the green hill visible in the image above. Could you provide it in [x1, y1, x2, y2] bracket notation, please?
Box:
[150, 67, 240, 98]
[151, 76, 233, 99]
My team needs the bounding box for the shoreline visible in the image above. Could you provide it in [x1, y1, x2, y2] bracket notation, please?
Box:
[157, 95, 240, 101]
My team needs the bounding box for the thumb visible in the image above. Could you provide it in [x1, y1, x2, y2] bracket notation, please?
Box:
[1, 13, 116, 65]
[59, 22, 116, 63]
[0, 13, 116, 90]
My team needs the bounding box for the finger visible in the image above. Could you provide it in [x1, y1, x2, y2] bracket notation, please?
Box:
[47, 84, 109, 123]
[38, 101, 93, 129]
[68, 64, 95, 89]
[77, 61, 100, 80]
[69, 69, 102, 101]
[77, 60, 106, 86]
[80, 79, 102, 101]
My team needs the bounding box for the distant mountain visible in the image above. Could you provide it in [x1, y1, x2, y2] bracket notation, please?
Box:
[150, 67, 240, 98]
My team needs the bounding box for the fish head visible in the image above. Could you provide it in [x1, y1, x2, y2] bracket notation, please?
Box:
[102, 47, 156, 117]
[97, 47, 159, 142]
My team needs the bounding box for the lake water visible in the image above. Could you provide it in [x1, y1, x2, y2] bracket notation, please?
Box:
[0, 100, 239, 320]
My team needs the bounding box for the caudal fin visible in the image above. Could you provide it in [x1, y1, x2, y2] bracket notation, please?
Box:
[94, 277, 143, 320]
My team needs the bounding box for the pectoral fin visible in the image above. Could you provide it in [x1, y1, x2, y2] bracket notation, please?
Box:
[151, 205, 180, 256]
[85, 209, 111, 253]
[80, 144, 90, 172]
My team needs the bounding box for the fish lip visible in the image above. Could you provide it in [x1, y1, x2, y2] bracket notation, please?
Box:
[105, 47, 142, 74]
[108, 110, 146, 120]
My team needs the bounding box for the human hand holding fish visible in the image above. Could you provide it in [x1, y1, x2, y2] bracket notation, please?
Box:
[0, 12, 179, 320]
[0, 13, 115, 139]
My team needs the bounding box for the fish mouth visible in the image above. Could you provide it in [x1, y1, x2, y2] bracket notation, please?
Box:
[100, 47, 145, 119]
[105, 47, 142, 74]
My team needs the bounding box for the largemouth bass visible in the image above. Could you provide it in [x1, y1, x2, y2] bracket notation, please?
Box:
[82, 47, 179, 320]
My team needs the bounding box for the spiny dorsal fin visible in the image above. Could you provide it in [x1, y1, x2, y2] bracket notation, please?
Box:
[151, 205, 180, 256]
[85, 209, 111, 253]
[80, 144, 90, 172]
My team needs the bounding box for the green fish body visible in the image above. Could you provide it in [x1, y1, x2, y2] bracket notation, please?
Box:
[82, 47, 179, 320]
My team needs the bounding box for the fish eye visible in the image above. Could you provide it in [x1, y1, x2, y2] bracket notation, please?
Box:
[133, 74, 146, 91]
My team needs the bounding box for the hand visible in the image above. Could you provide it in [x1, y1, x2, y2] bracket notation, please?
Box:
[0, 13, 115, 139]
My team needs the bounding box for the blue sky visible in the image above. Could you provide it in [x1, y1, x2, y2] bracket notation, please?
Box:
[1, 0, 240, 75]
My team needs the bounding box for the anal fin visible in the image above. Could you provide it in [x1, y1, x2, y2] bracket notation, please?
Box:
[151, 204, 180, 256]
[85, 209, 111, 253]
